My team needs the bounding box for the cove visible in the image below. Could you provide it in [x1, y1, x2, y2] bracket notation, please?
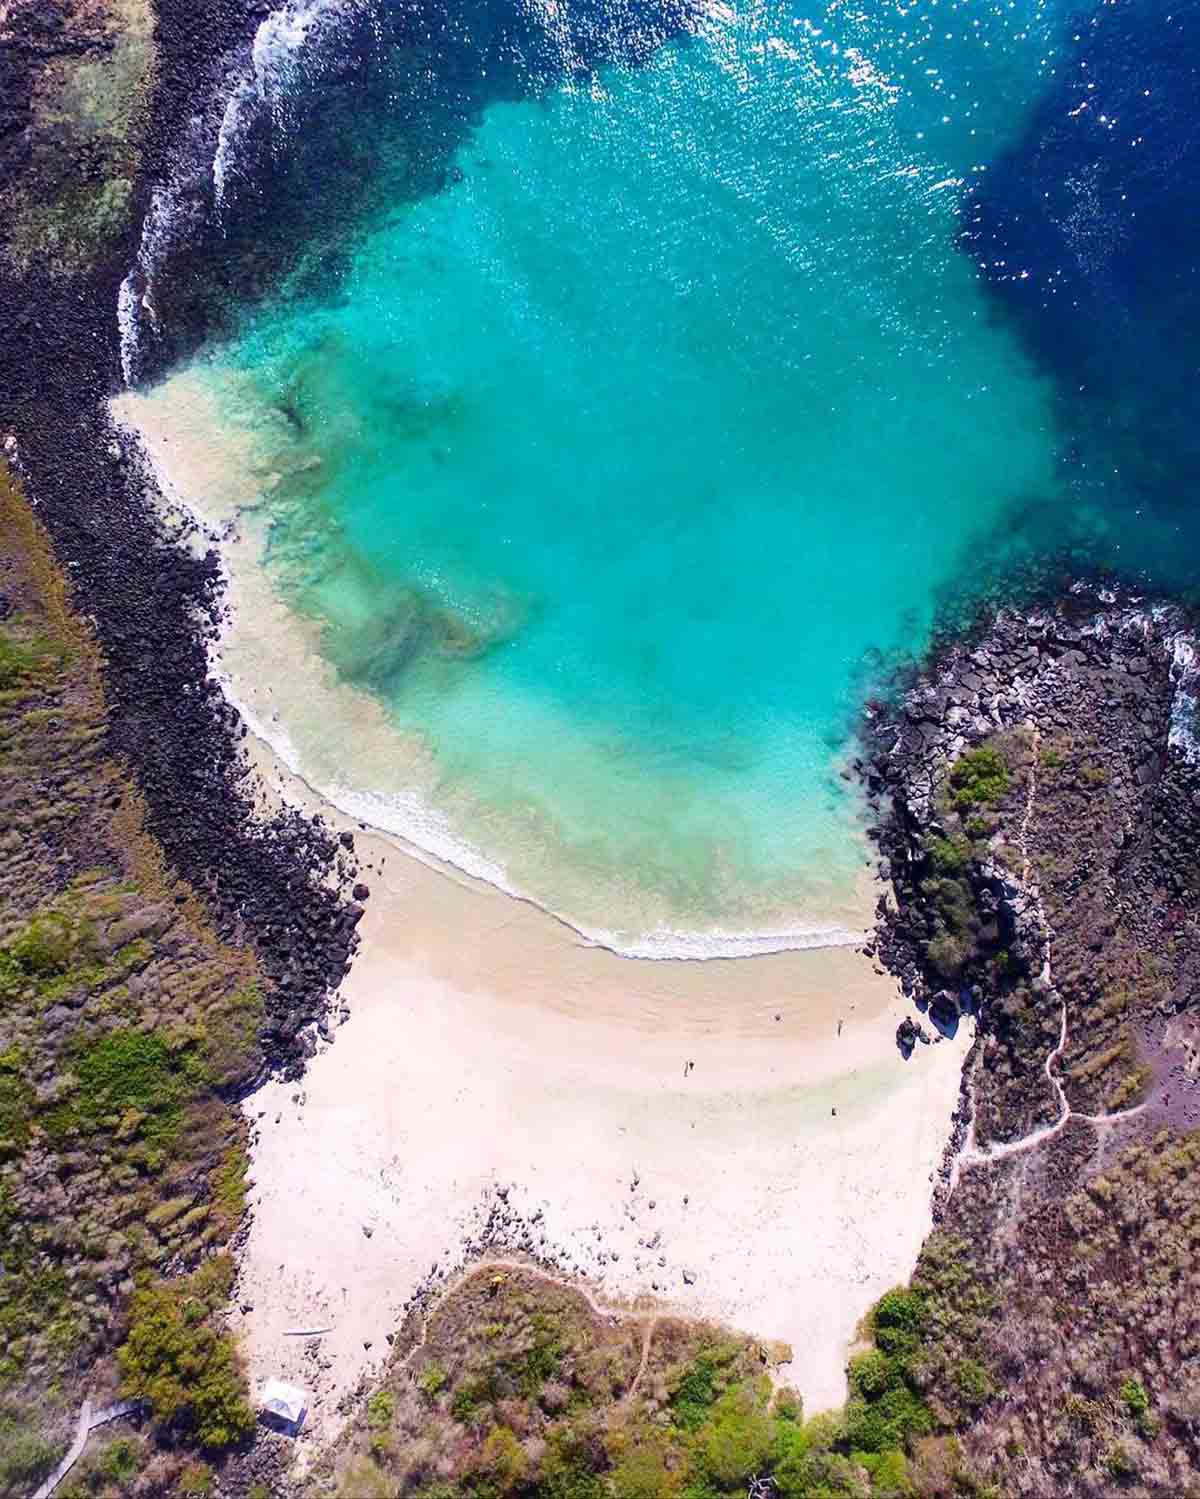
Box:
[157, 0, 1076, 954]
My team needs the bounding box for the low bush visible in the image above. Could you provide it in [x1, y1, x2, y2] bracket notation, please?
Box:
[954, 1359, 993, 1409]
[925, 836, 970, 877]
[96, 1436, 142, 1485]
[0, 1049, 33, 1160]
[948, 747, 1011, 810]
[117, 1261, 253, 1450]
[367, 1390, 395, 1430]
[481, 1425, 528, 1492]
[696, 1383, 776, 1488]
[0, 1403, 62, 1494]
[0, 627, 55, 690]
[669, 1342, 741, 1430]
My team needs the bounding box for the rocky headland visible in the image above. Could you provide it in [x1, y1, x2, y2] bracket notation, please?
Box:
[856, 587, 1200, 1495]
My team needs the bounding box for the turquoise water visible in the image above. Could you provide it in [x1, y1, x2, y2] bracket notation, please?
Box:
[196, 0, 1074, 951]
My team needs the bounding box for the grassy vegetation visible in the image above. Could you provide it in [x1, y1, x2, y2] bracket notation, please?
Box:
[319, 1253, 1009, 1499]
[947, 747, 1011, 812]
[118, 1258, 253, 1450]
[1, 0, 155, 276]
[0, 468, 261, 1492]
[0, 1402, 64, 1494]
[918, 832, 995, 985]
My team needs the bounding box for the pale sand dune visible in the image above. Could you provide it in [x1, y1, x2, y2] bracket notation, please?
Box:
[111, 379, 972, 1451]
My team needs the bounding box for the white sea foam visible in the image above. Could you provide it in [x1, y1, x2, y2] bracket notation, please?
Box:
[212, 81, 253, 224]
[219, 668, 866, 961]
[116, 182, 184, 385]
[117, 271, 140, 388]
[119, 0, 357, 380]
[1169, 632, 1200, 762]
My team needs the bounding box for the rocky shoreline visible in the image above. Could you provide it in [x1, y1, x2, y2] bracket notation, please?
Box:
[0, 0, 363, 1080]
[861, 582, 1200, 1138]
[851, 583, 1200, 1491]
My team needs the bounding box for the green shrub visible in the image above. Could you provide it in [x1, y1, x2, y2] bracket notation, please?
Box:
[843, 1385, 932, 1455]
[925, 836, 969, 877]
[508, 1314, 563, 1395]
[859, 1446, 912, 1495]
[774, 1387, 803, 1424]
[7, 913, 79, 976]
[418, 1361, 448, 1398]
[482, 1425, 528, 1492]
[927, 875, 977, 936]
[451, 1374, 495, 1424]
[871, 1290, 925, 1359]
[540, 1422, 606, 1499]
[848, 1351, 895, 1400]
[953, 1359, 993, 1409]
[97, 1436, 141, 1483]
[366, 1390, 395, 1430]
[65, 1028, 197, 1146]
[0, 629, 57, 690]
[179, 1461, 214, 1496]
[669, 1345, 739, 1430]
[118, 1274, 253, 1449]
[948, 747, 1011, 810]
[609, 1437, 677, 1499]
[0, 1408, 62, 1492]
[1120, 1377, 1149, 1418]
[0, 1050, 33, 1160]
[927, 932, 971, 981]
[1105, 1442, 1136, 1479]
[696, 1385, 775, 1488]
[775, 1443, 869, 1499]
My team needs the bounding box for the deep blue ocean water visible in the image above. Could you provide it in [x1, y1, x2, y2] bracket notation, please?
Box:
[137, 0, 1200, 951]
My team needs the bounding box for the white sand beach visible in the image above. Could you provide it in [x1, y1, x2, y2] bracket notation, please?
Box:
[235, 806, 970, 1451]
[111, 377, 974, 1452]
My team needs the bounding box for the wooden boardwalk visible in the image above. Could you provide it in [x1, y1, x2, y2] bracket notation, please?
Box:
[32, 1398, 143, 1499]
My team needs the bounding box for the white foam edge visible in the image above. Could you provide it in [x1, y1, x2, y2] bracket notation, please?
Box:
[115, 405, 869, 963]
[1168, 630, 1200, 763]
[230, 681, 869, 961]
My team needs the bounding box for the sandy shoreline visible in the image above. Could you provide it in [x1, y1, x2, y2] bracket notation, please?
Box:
[110, 380, 974, 1454]
[111, 368, 876, 960]
[227, 725, 971, 1454]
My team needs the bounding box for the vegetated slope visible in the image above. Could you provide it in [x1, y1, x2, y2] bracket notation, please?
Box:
[862, 589, 1200, 1496]
[0, 470, 263, 1497]
[312, 1263, 945, 1499]
[0, 0, 156, 278]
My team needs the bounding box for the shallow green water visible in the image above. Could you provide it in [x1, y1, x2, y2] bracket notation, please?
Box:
[201, 0, 1072, 952]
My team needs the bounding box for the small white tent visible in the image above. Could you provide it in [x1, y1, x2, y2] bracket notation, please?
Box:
[259, 1378, 309, 1435]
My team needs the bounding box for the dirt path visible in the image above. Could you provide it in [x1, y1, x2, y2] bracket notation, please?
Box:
[368, 1257, 664, 1426]
[948, 730, 1145, 1190]
[628, 1313, 662, 1401]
